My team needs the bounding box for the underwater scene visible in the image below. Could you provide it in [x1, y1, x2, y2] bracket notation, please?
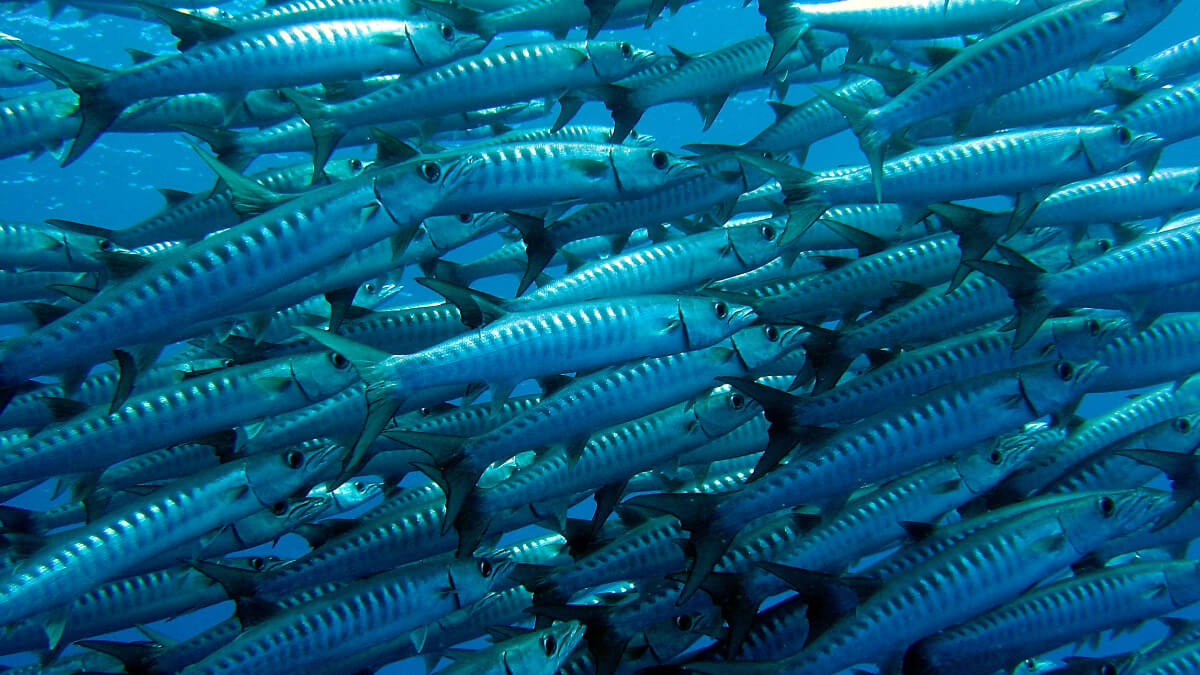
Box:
[2, 0, 1200, 672]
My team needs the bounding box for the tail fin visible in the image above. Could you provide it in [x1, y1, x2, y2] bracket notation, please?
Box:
[10, 38, 120, 166]
[174, 123, 253, 171]
[759, 0, 810, 73]
[585, 0, 618, 38]
[619, 492, 735, 603]
[603, 85, 643, 145]
[281, 89, 344, 183]
[964, 246, 1052, 349]
[506, 212, 556, 297]
[737, 154, 826, 242]
[810, 84, 887, 202]
[133, 1, 234, 50]
[293, 327, 402, 477]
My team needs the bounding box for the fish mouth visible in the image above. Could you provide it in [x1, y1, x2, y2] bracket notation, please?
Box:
[726, 304, 758, 327]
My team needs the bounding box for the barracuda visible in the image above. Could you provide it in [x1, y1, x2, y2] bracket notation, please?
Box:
[9, 19, 484, 165]
[973, 217, 1200, 347]
[1132, 34, 1200, 85]
[1045, 411, 1200, 493]
[0, 351, 357, 487]
[1023, 167, 1200, 240]
[179, 556, 512, 675]
[819, 0, 1178, 196]
[903, 560, 1200, 675]
[390, 324, 800, 532]
[759, 0, 1060, 72]
[0, 442, 343, 637]
[630, 359, 1101, 600]
[760, 125, 1161, 229]
[1110, 75, 1200, 146]
[286, 40, 655, 175]
[0, 153, 462, 392]
[720, 490, 1170, 675]
[302, 294, 755, 472]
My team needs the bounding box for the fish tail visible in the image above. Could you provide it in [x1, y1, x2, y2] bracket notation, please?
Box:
[810, 84, 888, 202]
[134, 1, 232, 50]
[599, 85, 643, 144]
[292, 326, 402, 475]
[964, 246, 1053, 350]
[505, 212, 556, 297]
[737, 153, 826, 243]
[280, 89, 343, 184]
[8, 37, 120, 167]
[174, 123, 253, 171]
[758, 0, 810, 73]
[621, 492, 735, 602]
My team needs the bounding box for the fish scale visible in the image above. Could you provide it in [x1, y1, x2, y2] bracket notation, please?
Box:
[1045, 411, 1200, 493]
[1113, 76, 1200, 144]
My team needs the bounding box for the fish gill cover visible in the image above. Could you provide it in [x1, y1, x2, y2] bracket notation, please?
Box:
[0, 0, 1199, 672]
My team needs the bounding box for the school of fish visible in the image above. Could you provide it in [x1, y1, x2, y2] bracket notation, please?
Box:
[0, 0, 1199, 672]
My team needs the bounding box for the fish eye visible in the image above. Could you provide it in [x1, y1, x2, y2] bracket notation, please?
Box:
[440, 23, 454, 40]
[275, 90, 288, 101]
[364, 282, 376, 294]
[629, 130, 639, 139]
[619, 42, 632, 58]
[1175, 417, 1192, 433]
[98, 239, 115, 251]
[419, 161, 441, 182]
[354, 481, 365, 491]
[222, 358, 235, 367]
[478, 559, 493, 576]
[284, 449, 304, 468]
[1117, 126, 1132, 144]
[329, 352, 349, 369]
[714, 301, 728, 319]
[457, 213, 472, 223]
[1100, 665, 1117, 675]
[1096, 239, 1111, 252]
[1097, 495, 1115, 517]
[541, 634, 557, 656]
[1055, 361, 1074, 380]
[988, 449, 1003, 465]
[419, 407, 432, 416]
[729, 393, 745, 409]
[250, 556, 265, 570]
[761, 225, 776, 240]
[651, 150, 669, 170]
[13, 62, 25, 71]
[764, 325, 779, 341]
[1086, 318, 1100, 336]
[674, 614, 694, 631]
[349, 158, 363, 171]
[271, 501, 288, 515]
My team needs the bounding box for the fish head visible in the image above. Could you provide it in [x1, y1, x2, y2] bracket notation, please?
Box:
[1016, 359, 1107, 418]
[956, 433, 1041, 494]
[692, 384, 764, 436]
[1139, 412, 1200, 453]
[497, 621, 585, 674]
[1079, 124, 1163, 174]
[1060, 489, 1172, 554]
[306, 478, 384, 512]
[0, 55, 37, 86]
[586, 40, 656, 80]
[290, 351, 362, 402]
[354, 276, 405, 311]
[1045, 314, 1126, 360]
[676, 296, 758, 349]
[624, 128, 658, 146]
[409, 20, 488, 66]
[1100, 62, 1153, 90]
[376, 153, 473, 219]
[728, 324, 806, 371]
[611, 146, 703, 195]
[448, 554, 517, 607]
[421, 211, 506, 252]
[245, 440, 349, 505]
[724, 221, 788, 268]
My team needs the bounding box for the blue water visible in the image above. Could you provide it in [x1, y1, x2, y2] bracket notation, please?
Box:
[1, 0, 1199, 671]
